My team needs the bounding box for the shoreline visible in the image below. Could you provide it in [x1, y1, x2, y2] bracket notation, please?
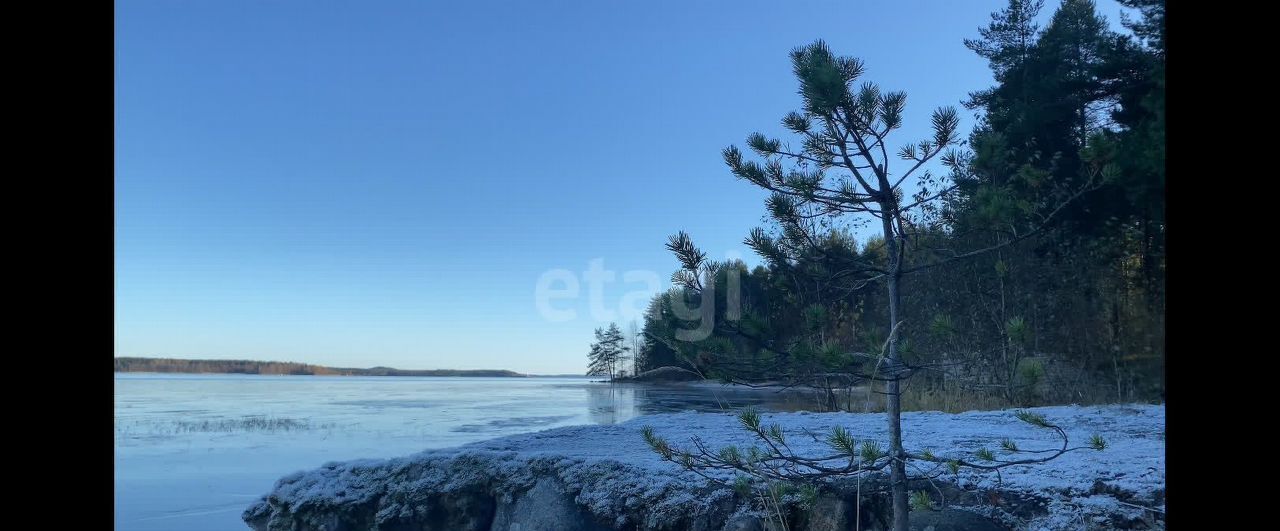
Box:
[113, 371, 590, 378]
[114, 357, 531, 378]
[114, 371, 537, 378]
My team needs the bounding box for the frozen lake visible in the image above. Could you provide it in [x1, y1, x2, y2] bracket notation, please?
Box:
[114, 373, 819, 531]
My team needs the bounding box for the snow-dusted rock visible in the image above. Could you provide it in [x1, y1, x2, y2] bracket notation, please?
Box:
[244, 404, 1164, 531]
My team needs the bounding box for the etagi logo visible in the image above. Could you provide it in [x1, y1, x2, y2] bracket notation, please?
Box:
[533, 258, 660, 324]
[533, 253, 743, 342]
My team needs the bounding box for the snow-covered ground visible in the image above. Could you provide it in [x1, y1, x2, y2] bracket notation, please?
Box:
[471, 404, 1164, 496]
[259, 404, 1164, 530]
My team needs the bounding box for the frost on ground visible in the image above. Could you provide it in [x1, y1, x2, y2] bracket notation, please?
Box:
[246, 404, 1164, 530]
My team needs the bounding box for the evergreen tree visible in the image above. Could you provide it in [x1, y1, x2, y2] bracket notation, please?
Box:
[586, 323, 630, 379]
[964, 0, 1045, 111]
[957, 0, 1164, 400]
[586, 327, 612, 377]
[660, 39, 1107, 531]
[602, 322, 629, 378]
[1117, 0, 1164, 54]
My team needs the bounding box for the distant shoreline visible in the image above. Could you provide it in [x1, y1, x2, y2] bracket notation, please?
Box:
[113, 357, 529, 378]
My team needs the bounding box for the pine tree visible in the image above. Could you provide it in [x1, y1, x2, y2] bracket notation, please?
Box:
[602, 322, 629, 379]
[586, 327, 612, 377]
[586, 323, 631, 379]
[661, 40, 1106, 531]
[963, 0, 1045, 110]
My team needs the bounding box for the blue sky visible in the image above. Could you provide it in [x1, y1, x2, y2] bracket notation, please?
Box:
[115, 0, 1131, 374]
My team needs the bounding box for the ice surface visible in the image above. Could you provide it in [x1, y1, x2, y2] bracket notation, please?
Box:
[114, 373, 822, 531]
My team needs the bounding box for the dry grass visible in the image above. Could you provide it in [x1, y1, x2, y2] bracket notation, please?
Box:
[898, 386, 1011, 413]
[172, 416, 314, 433]
[116, 416, 333, 439]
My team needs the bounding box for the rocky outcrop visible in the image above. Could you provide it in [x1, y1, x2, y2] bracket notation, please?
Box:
[242, 457, 1161, 531]
[242, 457, 1016, 531]
[243, 453, 738, 531]
[244, 405, 1165, 531]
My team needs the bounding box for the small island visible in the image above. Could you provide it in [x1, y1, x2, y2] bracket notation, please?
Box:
[114, 357, 527, 378]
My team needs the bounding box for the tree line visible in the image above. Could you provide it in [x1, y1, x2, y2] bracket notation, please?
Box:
[622, 0, 1163, 410]
[624, 3, 1163, 529]
[114, 357, 526, 377]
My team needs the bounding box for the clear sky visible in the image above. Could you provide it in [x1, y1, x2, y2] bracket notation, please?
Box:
[115, 0, 1132, 374]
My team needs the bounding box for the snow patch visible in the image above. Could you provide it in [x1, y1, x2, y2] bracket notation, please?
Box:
[250, 404, 1164, 530]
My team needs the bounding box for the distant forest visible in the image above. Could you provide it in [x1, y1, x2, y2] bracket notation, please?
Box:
[114, 357, 526, 377]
